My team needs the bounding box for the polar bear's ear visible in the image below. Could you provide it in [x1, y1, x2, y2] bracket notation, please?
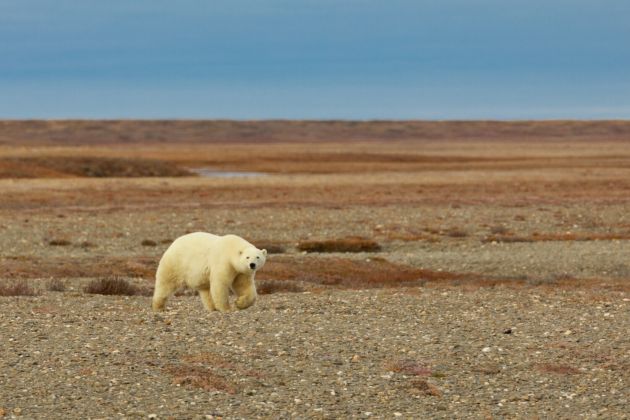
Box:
[262, 249, 267, 256]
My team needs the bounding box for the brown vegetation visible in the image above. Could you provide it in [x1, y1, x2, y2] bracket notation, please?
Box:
[3, 121, 630, 177]
[409, 379, 443, 397]
[2, 120, 630, 146]
[2, 256, 158, 280]
[536, 363, 581, 375]
[257, 279, 305, 295]
[84, 277, 149, 296]
[254, 241, 286, 254]
[0, 280, 38, 297]
[0, 156, 192, 178]
[297, 237, 381, 253]
[48, 239, 72, 246]
[164, 352, 265, 394]
[259, 256, 469, 288]
[483, 232, 630, 243]
[386, 359, 432, 377]
[47, 279, 66, 292]
[164, 364, 237, 394]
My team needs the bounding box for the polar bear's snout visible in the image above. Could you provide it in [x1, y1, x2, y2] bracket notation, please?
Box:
[249, 262, 257, 269]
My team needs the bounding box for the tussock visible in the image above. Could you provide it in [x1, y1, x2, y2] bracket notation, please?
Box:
[0, 280, 38, 296]
[257, 280, 305, 295]
[84, 277, 141, 296]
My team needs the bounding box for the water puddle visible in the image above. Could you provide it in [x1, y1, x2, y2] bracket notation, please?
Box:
[190, 168, 266, 178]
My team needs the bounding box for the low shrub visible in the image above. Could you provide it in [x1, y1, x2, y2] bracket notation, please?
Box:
[0, 280, 38, 296]
[257, 280, 305, 295]
[48, 239, 72, 246]
[537, 363, 581, 375]
[84, 277, 140, 296]
[297, 237, 381, 253]
[47, 278, 66, 292]
[255, 241, 286, 254]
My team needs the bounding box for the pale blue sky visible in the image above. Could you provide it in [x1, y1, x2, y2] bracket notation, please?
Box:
[1, 0, 629, 119]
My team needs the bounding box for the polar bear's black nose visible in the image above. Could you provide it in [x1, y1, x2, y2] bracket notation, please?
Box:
[250, 262, 256, 269]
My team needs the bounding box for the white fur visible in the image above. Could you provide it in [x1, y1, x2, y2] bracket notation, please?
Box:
[152, 232, 267, 312]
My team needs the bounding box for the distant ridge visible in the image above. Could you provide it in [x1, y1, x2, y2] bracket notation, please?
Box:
[1, 120, 629, 146]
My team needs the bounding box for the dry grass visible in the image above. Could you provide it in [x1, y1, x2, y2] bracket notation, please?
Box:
[374, 225, 451, 242]
[2, 256, 158, 279]
[84, 277, 143, 296]
[257, 280, 305, 295]
[165, 352, 264, 394]
[47, 278, 66, 292]
[409, 379, 443, 397]
[297, 237, 381, 253]
[489, 225, 510, 235]
[2, 120, 630, 146]
[386, 359, 432, 377]
[483, 231, 630, 243]
[48, 239, 71, 246]
[386, 359, 443, 397]
[3, 254, 628, 292]
[164, 364, 237, 394]
[254, 241, 286, 254]
[536, 363, 581, 375]
[0, 156, 193, 178]
[474, 363, 502, 375]
[259, 256, 469, 288]
[445, 228, 468, 238]
[0, 280, 38, 296]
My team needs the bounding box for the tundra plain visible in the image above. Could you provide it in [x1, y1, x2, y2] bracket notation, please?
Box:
[0, 120, 629, 419]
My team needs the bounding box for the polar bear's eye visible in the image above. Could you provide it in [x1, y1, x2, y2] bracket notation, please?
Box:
[246, 256, 250, 259]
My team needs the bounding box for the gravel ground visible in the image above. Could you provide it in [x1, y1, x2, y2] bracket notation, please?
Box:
[1, 287, 628, 419]
[2, 134, 630, 418]
[3, 202, 630, 283]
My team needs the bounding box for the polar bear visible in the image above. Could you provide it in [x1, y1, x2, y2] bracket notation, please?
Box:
[152, 232, 267, 312]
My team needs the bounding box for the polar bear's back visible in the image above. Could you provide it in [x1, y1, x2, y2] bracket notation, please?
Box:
[160, 232, 252, 273]
[166, 232, 219, 257]
[157, 232, 218, 283]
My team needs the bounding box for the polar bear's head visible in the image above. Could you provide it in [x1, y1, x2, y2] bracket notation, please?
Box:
[237, 246, 267, 273]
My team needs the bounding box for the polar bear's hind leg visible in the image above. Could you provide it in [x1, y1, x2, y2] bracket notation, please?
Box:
[152, 262, 178, 311]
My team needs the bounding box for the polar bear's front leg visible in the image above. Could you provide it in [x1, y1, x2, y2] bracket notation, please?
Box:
[233, 273, 257, 310]
[211, 284, 231, 312]
[210, 270, 232, 312]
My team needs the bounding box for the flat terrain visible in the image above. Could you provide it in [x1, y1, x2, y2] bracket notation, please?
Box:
[0, 120, 629, 418]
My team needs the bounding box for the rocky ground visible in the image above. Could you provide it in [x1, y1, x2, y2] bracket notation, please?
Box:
[1, 286, 628, 419]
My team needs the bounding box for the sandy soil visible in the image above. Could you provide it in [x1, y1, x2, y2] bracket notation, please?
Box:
[0, 121, 629, 418]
